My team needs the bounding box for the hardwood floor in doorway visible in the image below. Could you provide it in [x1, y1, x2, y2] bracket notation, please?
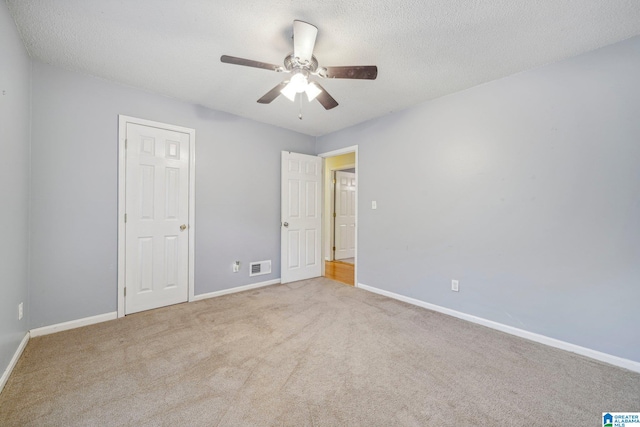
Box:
[324, 260, 354, 286]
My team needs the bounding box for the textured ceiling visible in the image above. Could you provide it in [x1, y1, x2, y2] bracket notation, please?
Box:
[6, 0, 640, 136]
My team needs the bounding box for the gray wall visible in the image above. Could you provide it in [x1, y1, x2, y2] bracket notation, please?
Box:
[0, 3, 30, 376]
[30, 62, 315, 328]
[317, 36, 640, 362]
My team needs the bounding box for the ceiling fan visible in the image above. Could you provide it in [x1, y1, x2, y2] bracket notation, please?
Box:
[221, 20, 377, 111]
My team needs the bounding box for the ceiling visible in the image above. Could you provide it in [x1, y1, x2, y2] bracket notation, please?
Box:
[6, 0, 640, 137]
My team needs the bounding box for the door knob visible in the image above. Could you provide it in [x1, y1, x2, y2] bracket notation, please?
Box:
[283, 222, 289, 227]
[180, 224, 187, 231]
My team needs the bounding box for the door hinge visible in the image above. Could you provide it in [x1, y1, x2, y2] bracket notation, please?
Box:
[333, 212, 336, 218]
[124, 287, 127, 297]
[124, 213, 127, 223]
[125, 139, 127, 150]
[333, 179, 336, 184]
[332, 246, 336, 251]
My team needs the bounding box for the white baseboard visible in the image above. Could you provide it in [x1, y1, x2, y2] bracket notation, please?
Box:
[358, 283, 640, 374]
[29, 281, 281, 338]
[0, 332, 29, 394]
[192, 278, 281, 302]
[29, 312, 118, 338]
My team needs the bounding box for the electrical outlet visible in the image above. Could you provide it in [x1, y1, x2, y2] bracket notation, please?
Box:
[18, 302, 23, 320]
[451, 280, 459, 292]
[233, 261, 240, 273]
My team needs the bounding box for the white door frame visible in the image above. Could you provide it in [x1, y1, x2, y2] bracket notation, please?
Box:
[318, 145, 358, 287]
[117, 115, 196, 318]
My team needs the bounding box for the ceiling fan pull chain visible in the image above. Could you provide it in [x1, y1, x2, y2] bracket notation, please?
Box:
[298, 93, 303, 120]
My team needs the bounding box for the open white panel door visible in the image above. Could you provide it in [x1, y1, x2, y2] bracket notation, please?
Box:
[334, 171, 356, 260]
[281, 151, 322, 284]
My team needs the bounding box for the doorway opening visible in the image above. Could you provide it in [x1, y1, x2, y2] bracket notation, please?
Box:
[319, 146, 358, 286]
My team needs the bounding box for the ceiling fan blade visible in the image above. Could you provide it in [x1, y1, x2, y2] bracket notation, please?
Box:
[312, 82, 338, 110]
[293, 20, 318, 64]
[221, 55, 282, 72]
[322, 65, 378, 80]
[257, 82, 288, 104]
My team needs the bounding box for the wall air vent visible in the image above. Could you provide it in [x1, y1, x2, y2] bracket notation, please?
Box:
[249, 260, 271, 277]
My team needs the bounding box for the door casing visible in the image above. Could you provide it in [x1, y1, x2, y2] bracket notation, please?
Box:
[117, 115, 196, 317]
[318, 145, 358, 287]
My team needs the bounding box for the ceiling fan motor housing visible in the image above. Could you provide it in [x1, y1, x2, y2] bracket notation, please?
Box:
[284, 54, 319, 73]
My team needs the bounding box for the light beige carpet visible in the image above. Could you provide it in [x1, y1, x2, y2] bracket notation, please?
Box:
[1, 277, 638, 426]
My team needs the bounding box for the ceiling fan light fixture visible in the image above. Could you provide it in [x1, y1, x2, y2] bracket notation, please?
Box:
[289, 72, 308, 93]
[305, 81, 322, 102]
[281, 71, 310, 101]
[280, 82, 298, 101]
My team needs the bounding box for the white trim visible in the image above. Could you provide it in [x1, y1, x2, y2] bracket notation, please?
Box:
[117, 117, 126, 318]
[317, 145, 358, 158]
[318, 145, 358, 286]
[117, 115, 196, 317]
[187, 122, 196, 303]
[29, 312, 117, 338]
[0, 333, 29, 394]
[192, 279, 281, 302]
[358, 283, 640, 373]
